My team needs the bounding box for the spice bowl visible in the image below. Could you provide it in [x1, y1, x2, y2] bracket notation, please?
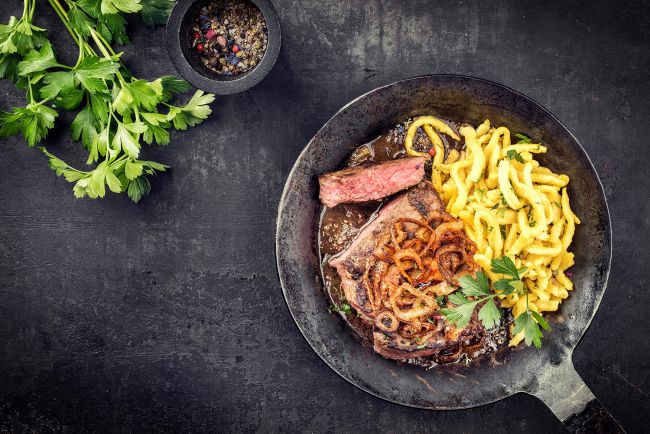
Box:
[166, 0, 281, 95]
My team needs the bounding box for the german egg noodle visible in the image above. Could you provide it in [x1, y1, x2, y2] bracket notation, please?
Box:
[404, 117, 579, 346]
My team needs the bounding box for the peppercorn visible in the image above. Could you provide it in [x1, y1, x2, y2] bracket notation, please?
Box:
[190, 0, 268, 77]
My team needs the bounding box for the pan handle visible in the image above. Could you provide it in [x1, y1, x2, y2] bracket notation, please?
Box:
[531, 361, 625, 433]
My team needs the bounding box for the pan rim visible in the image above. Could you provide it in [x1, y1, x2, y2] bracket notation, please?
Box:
[275, 73, 613, 410]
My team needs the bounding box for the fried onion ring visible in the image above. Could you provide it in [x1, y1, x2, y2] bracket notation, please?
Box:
[355, 212, 479, 347]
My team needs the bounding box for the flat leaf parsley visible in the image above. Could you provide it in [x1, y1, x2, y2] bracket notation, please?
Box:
[0, 0, 213, 202]
[440, 256, 551, 348]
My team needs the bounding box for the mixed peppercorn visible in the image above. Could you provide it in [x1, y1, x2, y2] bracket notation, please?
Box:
[191, 0, 268, 77]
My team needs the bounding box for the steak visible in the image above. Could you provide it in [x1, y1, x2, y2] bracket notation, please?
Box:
[329, 181, 445, 287]
[318, 156, 426, 208]
[328, 182, 488, 363]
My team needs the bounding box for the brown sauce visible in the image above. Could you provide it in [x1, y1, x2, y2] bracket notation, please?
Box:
[317, 120, 510, 367]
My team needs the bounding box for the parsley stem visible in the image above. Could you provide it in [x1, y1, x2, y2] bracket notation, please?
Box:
[47, 0, 94, 57]
[30, 97, 54, 108]
[75, 39, 84, 67]
[89, 28, 112, 60]
[26, 76, 34, 104]
[47, 0, 78, 45]
[92, 29, 118, 58]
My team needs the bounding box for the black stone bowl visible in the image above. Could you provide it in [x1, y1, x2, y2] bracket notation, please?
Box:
[166, 0, 281, 95]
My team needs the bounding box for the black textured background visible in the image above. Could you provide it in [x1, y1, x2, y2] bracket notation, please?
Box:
[1, 0, 649, 432]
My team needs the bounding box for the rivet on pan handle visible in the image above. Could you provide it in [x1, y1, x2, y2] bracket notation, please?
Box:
[531, 361, 625, 433]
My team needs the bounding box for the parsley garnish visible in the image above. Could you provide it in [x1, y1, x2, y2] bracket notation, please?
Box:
[329, 303, 352, 314]
[515, 133, 532, 144]
[439, 272, 502, 329]
[491, 256, 550, 348]
[0, 0, 212, 202]
[507, 149, 525, 163]
[440, 256, 551, 348]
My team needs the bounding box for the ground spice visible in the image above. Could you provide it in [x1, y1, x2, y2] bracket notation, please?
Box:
[191, 0, 268, 77]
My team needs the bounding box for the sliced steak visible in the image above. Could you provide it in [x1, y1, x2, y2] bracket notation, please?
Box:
[318, 156, 426, 208]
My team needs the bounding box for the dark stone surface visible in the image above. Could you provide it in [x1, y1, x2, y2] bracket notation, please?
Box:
[0, 0, 648, 432]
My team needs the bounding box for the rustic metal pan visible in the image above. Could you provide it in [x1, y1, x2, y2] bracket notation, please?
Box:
[275, 75, 620, 432]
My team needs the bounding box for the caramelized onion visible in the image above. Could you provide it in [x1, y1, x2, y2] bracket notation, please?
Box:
[354, 211, 479, 350]
[375, 310, 399, 332]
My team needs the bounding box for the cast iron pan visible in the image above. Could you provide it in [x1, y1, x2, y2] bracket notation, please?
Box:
[276, 75, 620, 432]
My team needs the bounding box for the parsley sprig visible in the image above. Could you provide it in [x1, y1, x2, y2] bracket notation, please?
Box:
[440, 256, 551, 348]
[0, 0, 213, 202]
[440, 272, 502, 329]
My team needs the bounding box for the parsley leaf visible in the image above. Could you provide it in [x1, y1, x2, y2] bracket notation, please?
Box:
[0, 53, 20, 81]
[113, 79, 162, 114]
[441, 271, 502, 330]
[68, 6, 95, 37]
[166, 90, 215, 130]
[513, 311, 545, 348]
[74, 56, 120, 92]
[478, 299, 501, 330]
[515, 133, 532, 144]
[126, 175, 151, 203]
[458, 273, 490, 296]
[531, 310, 551, 331]
[40, 70, 75, 99]
[140, 0, 176, 26]
[329, 303, 352, 314]
[440, 301, 479, 328]
[17, 42, 60, 75]
[53, 85, 84, 110]
[71, 104, 99, 150]
[159, 76, 192, 101]
[493, 278, 516, 294]
[101, 0, 143, 15]
[447, 292, 468, 305]
[490, 256, 521, 279]
[0, 104, 58, 146]
[507, 149, 525, 163]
